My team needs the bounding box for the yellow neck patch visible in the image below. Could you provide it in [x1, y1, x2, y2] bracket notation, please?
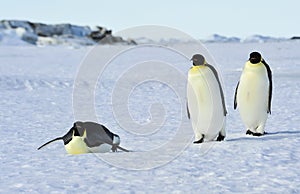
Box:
[246, 61, 263, 67]
[65, 129, 89, 155]
[189, 65, 206, 74]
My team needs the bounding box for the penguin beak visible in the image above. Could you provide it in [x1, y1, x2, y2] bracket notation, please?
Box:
[190, 59, 194, 66]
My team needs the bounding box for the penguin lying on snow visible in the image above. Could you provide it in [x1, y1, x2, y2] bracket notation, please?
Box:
[187, 54, 227, 143]
[234, 52, 272, 136]
[38, 121, 129, 154]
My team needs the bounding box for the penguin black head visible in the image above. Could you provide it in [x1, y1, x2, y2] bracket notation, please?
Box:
[62, 123, 81, 145]
[191, 54, 205, 66]
[37, 123, 81, 150]
[249, 52, 262, 64]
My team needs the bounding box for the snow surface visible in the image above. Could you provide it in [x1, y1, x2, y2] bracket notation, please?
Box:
[1, 41, 300, 193]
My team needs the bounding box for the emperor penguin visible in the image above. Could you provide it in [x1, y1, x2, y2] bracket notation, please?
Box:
[38, 121, 129, 154]
[234, 52, 272, 136]
[187, 54, 227, 143]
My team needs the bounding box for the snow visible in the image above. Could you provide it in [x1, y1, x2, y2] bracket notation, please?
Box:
[0, 28, 33, 46]
[1, 41, 300, 193]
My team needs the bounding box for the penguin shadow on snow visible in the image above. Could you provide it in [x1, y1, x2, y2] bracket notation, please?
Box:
[226, 130, 300, 142]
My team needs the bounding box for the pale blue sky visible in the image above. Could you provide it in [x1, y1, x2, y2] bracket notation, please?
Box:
[1, 0, 299, 38]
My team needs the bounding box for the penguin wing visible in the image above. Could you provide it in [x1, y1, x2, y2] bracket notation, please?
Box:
[186, 101, 190, 119]
[234, 81, 239, 110]
[206, 64, 227, 116]
[262, 60, 272, 114]
[37, 137, 63, 150]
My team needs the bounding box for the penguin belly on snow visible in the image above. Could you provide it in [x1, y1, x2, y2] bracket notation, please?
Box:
[187, 54, 227, 143]
[38, 121, 129, 154]
[234, 52, 272, 136]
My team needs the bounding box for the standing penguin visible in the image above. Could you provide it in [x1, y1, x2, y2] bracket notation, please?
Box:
[38, 121, 129, 154]
[187, 54, 227, 143]
[234, 52, 272, 136]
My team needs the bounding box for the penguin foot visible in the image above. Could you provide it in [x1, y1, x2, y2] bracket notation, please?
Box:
[193, 139, 204, 144]
[246, 130, 253, 135]
[111, 145, 118, 152]
[193, 136, 204, 144]
[216, 134, 225, 141]
[246, 130, 265, 136]
[252, 132, 264, 136]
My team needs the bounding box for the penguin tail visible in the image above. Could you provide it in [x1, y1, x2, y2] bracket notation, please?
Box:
[37, 137, 63, 150]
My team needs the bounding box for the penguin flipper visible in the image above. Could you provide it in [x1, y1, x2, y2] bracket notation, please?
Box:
[234, 81, 240, 110]
[186, 101, 190, 119]
[116, 145, 130, 152]
[37, 137, 63, 150]
[262, 60, 272, 114]
[206, 64, 227, 116]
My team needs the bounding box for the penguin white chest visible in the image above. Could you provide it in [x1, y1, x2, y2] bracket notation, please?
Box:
[188, 69, 213, 105]
[65, 136, 89, 155]
[237, 62, 269, 129]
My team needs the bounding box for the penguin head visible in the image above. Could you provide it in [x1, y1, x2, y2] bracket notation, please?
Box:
[62, 123, 82, 145]
[191, 54, 206, 66]
[249, 52, 262, 64]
